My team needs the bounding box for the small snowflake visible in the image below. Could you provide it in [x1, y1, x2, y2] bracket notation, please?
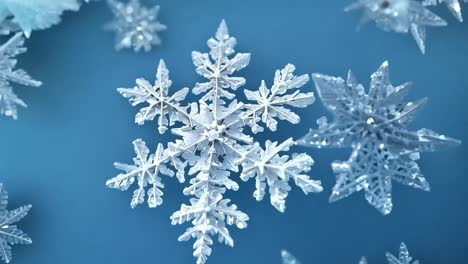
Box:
[281, 250, 302, 264]
[0, 33, 42, 119]
[386, 243, 419, 264]
[0, 184, 32, 263]
[423, 0, 468, 22]
[105, 0, 167, 52]
[298, 61, 460, 215]
[107, 20, 321, 264]
[345, 0, 447, 54]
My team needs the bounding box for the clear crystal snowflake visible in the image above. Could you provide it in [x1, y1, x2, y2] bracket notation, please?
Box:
[298, 61, 460, 215]
[104, 0, 167, 52]
[423, 0, 468, 22]
[0, 183, 32, 263]
[281, 243, 418, 264]
[0, 33, 42, 119]
[107, 20, 322, 264]
[0, 0, 81, 37]
[345, 0, 447, 54]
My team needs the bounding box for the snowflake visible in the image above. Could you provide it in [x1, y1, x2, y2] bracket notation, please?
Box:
[0, 0, 81, 37]
[298, 61, 460, 215]
[0, 33, 42, 119]
[345, 0, 447, 54]
[281, 250, 302, 264]
[107, 20, 322, 264]
[0, 184, 32, 263]
[104, 0, 167, 52]
[423, 0, 468, 22]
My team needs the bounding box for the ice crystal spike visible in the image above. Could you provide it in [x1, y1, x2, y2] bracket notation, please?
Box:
[105, 0, 167, 52]
[108, 20, 321, 264]
[423, 0, 468, 22]
[298, 61, 461, 215]
[359, 257, 368, 264]
[0, 33, 42, 119]
[345, 0, 447, 54]
[386, 243, 420, 264]
[281, 250, 302, 264]
[0, 184, 32, 263]
[0, 0, 81, 37]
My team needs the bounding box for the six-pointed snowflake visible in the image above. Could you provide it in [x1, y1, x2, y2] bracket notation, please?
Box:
[105, 0, 167, 52]
[423, 0, 468, 22]
[298, 61, 460, 215]
[345, 0, 447, 54]
[0, 184, 32, 263]
[107, 20, 322, 263]
[0, 33, 42, 119]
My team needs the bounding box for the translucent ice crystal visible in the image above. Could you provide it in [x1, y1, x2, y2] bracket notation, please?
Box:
[299, 61, 460, 215]
[423, 0, 468, 22]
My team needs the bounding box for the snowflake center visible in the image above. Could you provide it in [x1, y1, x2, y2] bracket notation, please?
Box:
[204, 121, 227, 141]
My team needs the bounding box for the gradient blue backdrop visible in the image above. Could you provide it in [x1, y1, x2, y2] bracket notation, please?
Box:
[1, 0, 467, 263]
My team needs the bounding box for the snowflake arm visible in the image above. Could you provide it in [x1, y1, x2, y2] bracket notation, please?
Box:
[0, 184, 32, 264]
[105, 0, 167, 52]
[423, 0, 467, 22]
[299, 61, 460, 214]
[345, 0, 447, 54]
[244, 64, 314, 133]
[386, 243, 420, 264]
[0, 33, 42, 119]
[281, 250, 302, 264]
[238, 138, 322, 212]
[360, 257, 368, 264]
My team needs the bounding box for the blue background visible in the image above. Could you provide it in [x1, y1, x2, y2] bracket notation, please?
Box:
[1, 0, 467, 263]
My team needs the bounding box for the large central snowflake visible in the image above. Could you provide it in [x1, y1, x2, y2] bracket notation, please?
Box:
[345, 0, 447, 54]
[298, 61, 460, 215]
[107, 20, 322, 264]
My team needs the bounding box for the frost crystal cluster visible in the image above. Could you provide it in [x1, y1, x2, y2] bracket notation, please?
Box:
[0, 33, 42, 119]
[298, 61, 460, 215]
[0, 184, 32, 264]
[107, 20, 322, 263]
[281, 243, 418, 264]
[105, 0, 167, 52]
[0, 0, 83, 37]
[423, 0, 467, 22]
[345, 0, 447, 53]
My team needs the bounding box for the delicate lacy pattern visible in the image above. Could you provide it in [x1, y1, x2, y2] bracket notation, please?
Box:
[299, 61, 460, 215]
[107, 20, 322, 264]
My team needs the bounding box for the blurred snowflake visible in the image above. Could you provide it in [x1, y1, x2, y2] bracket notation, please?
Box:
[345, 0, 447, 54]
[423, 0, 468, 22]
[281, 250, 302, 264]
[105, 0, 167, 52]
[0, 0, 82, 37]
[0, 33, 42, 119]
[0, 184, 32, 263]
[107, 20, 322, 263]
[299, 61, 460, 215]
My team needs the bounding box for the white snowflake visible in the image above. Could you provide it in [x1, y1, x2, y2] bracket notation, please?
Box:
[298, 61, 460, 215]
[107, 20, 322, 264]
[345, 0, 447, 54]
[0, 0, 82, 37]
[423, 0, 468, 22]
[281, 250, 302, 264]
[104, 0, 167, 52]
[0, 33, 42, 119]
[0, 184, 32, 264]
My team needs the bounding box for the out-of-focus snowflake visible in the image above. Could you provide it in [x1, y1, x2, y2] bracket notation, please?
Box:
[105, 0, 167, 52]
[298, 61, 460, 215]
[107, 20, 322, 264]
[0, 33, 42, 119]
[0, 0, 82, 37]
[423, 0, 468, 22]
[345, 0, 447, 54]
[280, 243, 418, 264]
[0, 183, 32, 263]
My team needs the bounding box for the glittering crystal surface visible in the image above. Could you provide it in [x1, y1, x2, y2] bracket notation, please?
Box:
[299, 61, 460, 215]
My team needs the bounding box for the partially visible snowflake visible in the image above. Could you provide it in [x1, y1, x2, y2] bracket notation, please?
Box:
[345, 0, 447, 54]
[107, 20, 322, 264]
[0, 33, 42, 119]
[281, 243, 418, 264]
[298, 61, 460, 215]
[423, 0, 468, 22]
[0, 183, 32, 263]
[105, 0, 167, 52]
[0, 0, 82, 37]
